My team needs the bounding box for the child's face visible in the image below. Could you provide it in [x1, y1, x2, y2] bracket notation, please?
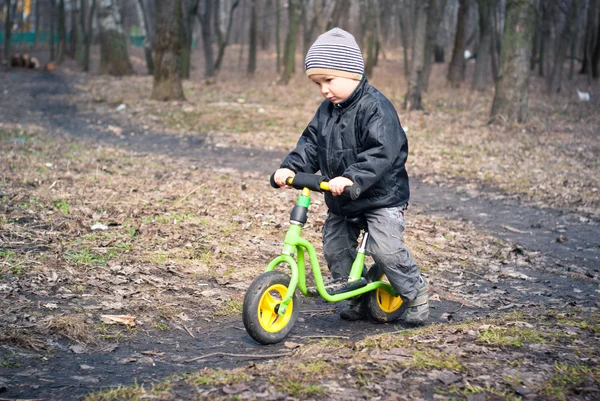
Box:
[310, 75, 360, 104]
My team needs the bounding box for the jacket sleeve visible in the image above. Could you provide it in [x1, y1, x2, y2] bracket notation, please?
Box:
[342, 101, 406, 193]
[280, 108, 320, 174]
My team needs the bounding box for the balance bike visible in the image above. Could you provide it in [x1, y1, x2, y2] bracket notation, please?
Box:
[242, 173, 407, 344]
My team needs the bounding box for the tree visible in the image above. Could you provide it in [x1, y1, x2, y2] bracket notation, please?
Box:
[472, 0, 496, 91]
[3, 0, 11, 70]
[404, 0, 429, 110]
[181, 0, 199, 79]
[279, 0, 300, 84]
[80, 0, 96, 72]
[447, 0, 471, 86]
[248, 0, 257, 74]
[135, 0, 154, 75]
[57, 0, 66, 64]
[490, 0, 535, 124]
[98, 0, 134, 76]
[151, 0, 185, 101]
[423, 0, 448, 91]
[547, 0, 582, 94]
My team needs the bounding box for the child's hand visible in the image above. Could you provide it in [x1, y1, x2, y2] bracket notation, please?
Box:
[329, 177, 353, 196]
[274, 168, 295, 188]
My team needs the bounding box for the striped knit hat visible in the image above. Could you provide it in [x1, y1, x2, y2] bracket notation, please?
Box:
[305, 27, 364, 80]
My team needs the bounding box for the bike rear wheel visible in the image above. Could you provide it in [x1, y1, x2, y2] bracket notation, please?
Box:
[242, 271, 299, 344]
[364, 264, 407, 322]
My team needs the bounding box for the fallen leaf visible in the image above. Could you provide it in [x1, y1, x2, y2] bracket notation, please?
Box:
[100, 315, 136, 327]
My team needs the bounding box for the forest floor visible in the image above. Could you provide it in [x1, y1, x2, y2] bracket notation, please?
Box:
[0, 52, 599, 401]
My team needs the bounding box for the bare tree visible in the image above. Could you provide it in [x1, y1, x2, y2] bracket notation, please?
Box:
[181, 0, 199, 79]
[448, 0, 471, 86]
[98, 0, 133, 75]
[135, 0, 154, 74]
[279, 0, 300, 84]
[276, 0, 281, 71]
[472, 0, 496, 90]
[80, 0, 96, 72]
[57, 0, 66, 64]
[404, 0, 429, 110]
[423, 0, 448, 91]
[248, 0, 258, 74]
[547, 0, 582, 94]
[490, 0, 535, 123]
[151, 0, 185, 101]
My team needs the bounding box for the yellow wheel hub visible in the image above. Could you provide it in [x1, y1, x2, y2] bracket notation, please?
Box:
[376, 275, 403, 313]
[258, 284, 294, 333]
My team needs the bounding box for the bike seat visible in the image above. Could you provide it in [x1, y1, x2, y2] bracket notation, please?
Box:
[346, 215, 367, 230]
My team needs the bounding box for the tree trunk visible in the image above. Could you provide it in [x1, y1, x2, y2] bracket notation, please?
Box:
[279, 0, 300, 85]
[547, 1, 579, 94]
[397, 0, 411, 80]
[404, 0, 429, 110]
[50, 0, 55, 61]
[447, 0, 470, 86]
[247, 0, 257, 74]
[472, 0, 495, 90]
[98, 0, 134, 76]
[35, 0, 41, 46]
[591, 2, 600, 78]
[490, 0, 535, 124]
[423, 0, 448, 91]
[364, 0, 379, 78]
[261, 0, 272, 50]
[326, 0, 347, 30]
[212, 0, 240, 73]
[198, 0, 215, 78]
[276, 0, 281, 72]
[57, 0, 66, 63]
[151, 0, 185, 101]
[135, 0, 154, 75]
[82, 0, 96, 72]
[4, 0, 11, 71]
[538, 0, 550, 76]
[181, 0, 199, 80]
[71, 0, 83, 62]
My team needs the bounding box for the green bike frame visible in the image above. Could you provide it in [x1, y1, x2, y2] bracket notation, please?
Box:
[264, 187, 398, 316]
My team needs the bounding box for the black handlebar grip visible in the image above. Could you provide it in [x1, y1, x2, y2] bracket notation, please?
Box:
[269, 172, 280, 189]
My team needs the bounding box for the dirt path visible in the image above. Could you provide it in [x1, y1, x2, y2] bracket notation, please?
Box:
[1, 70, 599, 400]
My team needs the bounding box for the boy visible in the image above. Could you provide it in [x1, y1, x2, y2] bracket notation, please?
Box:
[273, 28, 428, 324]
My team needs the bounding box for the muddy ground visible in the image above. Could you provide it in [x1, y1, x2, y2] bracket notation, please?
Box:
[0, 67, 599, 401]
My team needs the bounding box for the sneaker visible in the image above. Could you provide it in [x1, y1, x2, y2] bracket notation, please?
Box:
[340, 297, 366, 321]
[403, 276, 429, 325]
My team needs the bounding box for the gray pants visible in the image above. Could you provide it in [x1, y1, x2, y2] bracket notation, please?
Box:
[322, 206, 422, 301]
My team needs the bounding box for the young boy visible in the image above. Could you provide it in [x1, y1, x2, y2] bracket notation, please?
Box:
[273, 28, 428, 324]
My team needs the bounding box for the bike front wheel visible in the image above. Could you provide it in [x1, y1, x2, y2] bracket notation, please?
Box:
[364, 264, 407, 323]
[242, 271, 299, 344]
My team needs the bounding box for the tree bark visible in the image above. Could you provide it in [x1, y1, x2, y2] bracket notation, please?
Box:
[71, 0, 83, 62]
[247, 0, 257, 74]
[279, 0, 300, 84]
[35, 0, 41, 46]
[57, 0, 66, 63]
[364, 0, 379, 78]
[404, 0, 429, 110]
[135, 0, 154, 75]
[490, 0, 535, 124]
[211, 0, 240, 74]
[4, 0, 11, 71]
[423, 0, 448, 91]
[276, 0, 281, 72]
[198, 0, 215, 78]
[181, 0, 199, 80]
[397, 0, 411, 80]
[98, 0, 134, 75]
[151, 0, 185, 101]
[547, 0, 579, 94]
[448, 0, 471, 86]
[81, 0, 96, 72]
[50, 0, 55, 61]
[472, 0, 495, 90]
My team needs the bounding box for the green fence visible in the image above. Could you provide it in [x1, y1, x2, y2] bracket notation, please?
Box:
[0, 31, 75, 44]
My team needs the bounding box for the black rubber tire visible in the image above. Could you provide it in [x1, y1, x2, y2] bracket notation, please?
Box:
[242, 271, 299, 344]
[364, 264, 407, 323]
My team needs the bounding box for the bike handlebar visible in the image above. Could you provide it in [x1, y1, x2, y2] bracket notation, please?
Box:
[270, 172, 362, 200]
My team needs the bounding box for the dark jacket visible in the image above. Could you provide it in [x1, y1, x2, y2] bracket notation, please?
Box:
[281, 77, 410, 216]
